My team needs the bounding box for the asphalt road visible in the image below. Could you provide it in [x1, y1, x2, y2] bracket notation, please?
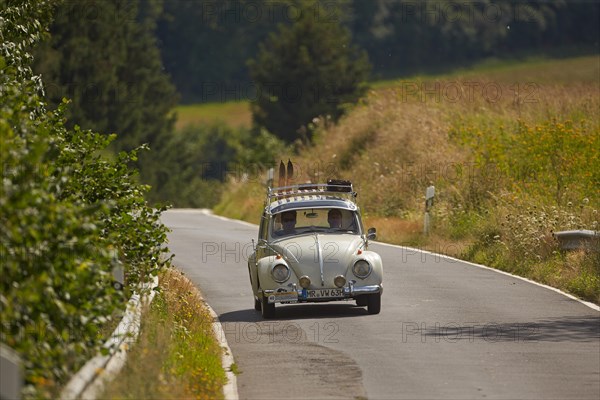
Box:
[162, 209, 600, 400]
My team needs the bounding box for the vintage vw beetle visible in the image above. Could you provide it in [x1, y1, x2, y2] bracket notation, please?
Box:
[248, 181, 383, 318]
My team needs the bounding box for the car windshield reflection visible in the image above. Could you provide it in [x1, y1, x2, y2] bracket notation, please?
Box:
[270, 208, 359, 238]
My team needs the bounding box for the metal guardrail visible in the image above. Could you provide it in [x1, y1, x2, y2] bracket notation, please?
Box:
[60, 277, 158, 400]
[553, 230, 599, 251]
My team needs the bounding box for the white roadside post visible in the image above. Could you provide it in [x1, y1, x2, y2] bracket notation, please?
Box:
[1, 343, 22, 400]
[424, 186, 435, 235]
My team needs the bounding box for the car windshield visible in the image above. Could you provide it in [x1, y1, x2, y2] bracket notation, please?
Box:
[270, 208, 359, 238]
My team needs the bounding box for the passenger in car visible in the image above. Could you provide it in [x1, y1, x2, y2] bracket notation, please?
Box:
[328, 209, 343, 229]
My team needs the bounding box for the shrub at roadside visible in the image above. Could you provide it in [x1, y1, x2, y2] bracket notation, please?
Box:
[464, 196, 599, 301]
[1, 2, 170, 397]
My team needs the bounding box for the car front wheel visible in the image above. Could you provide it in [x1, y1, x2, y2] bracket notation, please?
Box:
[261, 295, 276, 319]
[254, 297, 261, 311]
[355, 296, 368, 306]
[367, 293, 381, 315]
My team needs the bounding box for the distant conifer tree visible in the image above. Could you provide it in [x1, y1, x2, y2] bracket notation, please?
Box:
[248, 0, 371, 143]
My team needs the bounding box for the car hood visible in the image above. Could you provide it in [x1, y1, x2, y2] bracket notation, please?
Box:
[270, 234, 364, 287]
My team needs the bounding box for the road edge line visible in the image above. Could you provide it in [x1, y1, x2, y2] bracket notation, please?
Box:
[165, 211, 239, 399]
[193, 289, 239, 400]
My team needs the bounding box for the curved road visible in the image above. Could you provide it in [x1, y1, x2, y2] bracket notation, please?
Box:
[162, 209, 599, 400]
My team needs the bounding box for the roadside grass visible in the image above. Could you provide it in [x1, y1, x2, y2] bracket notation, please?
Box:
[101, 268, 225, 400]
[213, 55, 599, 304]
[213, 179, 264, 224]
[361, 215, 473, 259]
[173, 101, 252, 131]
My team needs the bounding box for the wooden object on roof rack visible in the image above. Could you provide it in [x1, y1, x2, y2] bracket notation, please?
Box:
[286, 159, 294, 186]
[278, 160, 285, 189]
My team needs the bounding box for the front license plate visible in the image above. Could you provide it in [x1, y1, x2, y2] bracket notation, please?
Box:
[268, 291, 298, 304]
[306, 288, 345, 299]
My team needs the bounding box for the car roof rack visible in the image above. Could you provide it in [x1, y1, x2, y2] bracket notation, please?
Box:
[266, 181, 357, 208]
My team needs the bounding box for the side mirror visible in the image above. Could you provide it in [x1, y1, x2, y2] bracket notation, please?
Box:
[367, 227, 377, 241]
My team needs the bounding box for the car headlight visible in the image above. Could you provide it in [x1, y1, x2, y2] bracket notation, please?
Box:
[271, 264, 291, 283]
[352, 260, 372, 279]
[299, 275, 311, 289]
[334, 275, 346, 288]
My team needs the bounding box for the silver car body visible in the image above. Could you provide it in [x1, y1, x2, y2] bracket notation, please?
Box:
[248, 182, 383, 318]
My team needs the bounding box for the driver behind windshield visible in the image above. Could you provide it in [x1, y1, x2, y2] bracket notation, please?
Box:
[280, 210, 297, 234]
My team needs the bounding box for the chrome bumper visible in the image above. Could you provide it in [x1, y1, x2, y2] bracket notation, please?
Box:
[263, 284, 382, 303]
[345, 284, 382, 296]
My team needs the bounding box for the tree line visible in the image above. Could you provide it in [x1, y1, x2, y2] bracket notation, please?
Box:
[156, 0, 599, 103]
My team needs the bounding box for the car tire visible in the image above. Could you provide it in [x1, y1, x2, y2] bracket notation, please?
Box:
[261, 295, 276, 319]
[355, 296, 368, 307]
[367, 293, 381, 315]
[254, 297, 261, 311]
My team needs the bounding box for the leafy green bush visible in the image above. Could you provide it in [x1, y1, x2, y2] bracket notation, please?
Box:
[1, 2, 170, 397]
